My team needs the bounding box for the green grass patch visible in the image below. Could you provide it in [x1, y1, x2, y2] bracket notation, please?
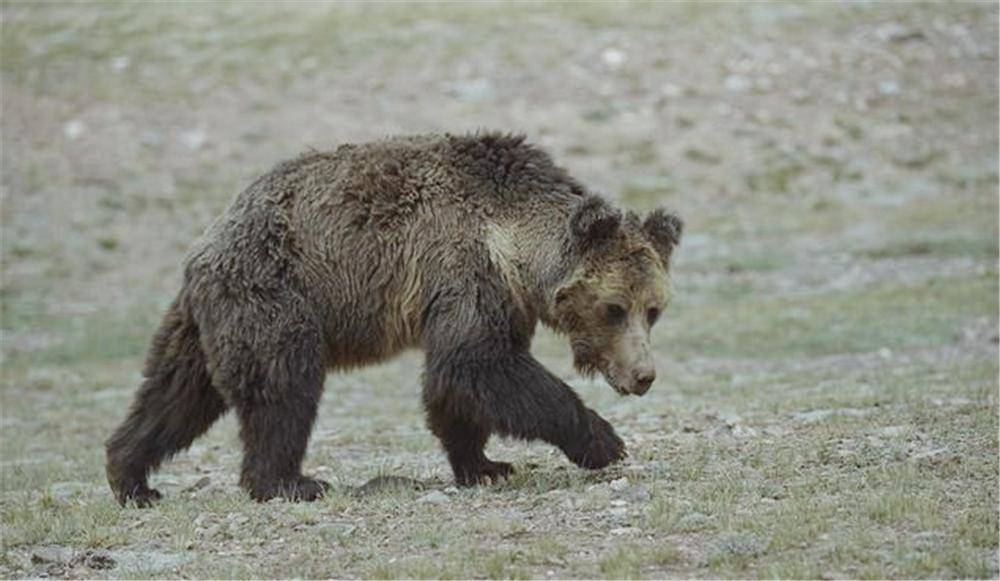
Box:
[665, 273, 997, 359]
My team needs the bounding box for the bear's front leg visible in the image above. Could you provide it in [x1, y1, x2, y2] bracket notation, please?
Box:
[423, 344, 626, 483]
[424, 399, 515, 486]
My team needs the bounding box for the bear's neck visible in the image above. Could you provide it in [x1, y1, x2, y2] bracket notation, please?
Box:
[487, 217, 577, 334]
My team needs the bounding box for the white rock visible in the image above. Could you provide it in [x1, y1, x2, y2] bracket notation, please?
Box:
[64, 120, 85, 140]
[601, 48, 627, 68]
[179, 127, 207, 151]
[878, 80, 900, 96]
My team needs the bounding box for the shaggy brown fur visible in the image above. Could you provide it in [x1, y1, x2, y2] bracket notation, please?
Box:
[105, 132, 682, 506]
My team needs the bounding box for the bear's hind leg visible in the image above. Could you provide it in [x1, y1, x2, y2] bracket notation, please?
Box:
[106, 306, 228, 507]
[424, 397, 514, 486]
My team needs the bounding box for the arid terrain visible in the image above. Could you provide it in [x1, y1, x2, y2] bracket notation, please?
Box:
[1, 2, 997, 579]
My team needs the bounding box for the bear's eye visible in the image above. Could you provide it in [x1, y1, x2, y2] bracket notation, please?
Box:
[646, 307, 661, 326]
[604, 304, 627, 325]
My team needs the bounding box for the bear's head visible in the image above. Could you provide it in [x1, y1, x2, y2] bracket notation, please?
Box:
[553, 197, 682, 396]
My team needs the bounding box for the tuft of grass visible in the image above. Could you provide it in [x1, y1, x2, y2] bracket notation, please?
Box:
[598, 543, 683, 579]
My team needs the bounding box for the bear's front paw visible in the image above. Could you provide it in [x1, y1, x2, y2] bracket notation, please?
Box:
[117, 484, 162, 508]
[455, 459, 515, 487]
[564, 410, 627, 470]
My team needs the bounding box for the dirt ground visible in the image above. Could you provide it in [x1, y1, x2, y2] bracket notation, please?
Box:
[1, 2, 998, 579]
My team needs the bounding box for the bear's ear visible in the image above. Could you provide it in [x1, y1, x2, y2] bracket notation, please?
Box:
[570, 197, 621, 252]
[642, 208, 683, 265]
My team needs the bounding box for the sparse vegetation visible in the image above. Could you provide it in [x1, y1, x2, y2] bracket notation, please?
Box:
[2, 2, 997, 579]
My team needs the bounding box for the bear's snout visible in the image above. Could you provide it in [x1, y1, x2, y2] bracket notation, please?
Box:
[631, 368, 655, 395]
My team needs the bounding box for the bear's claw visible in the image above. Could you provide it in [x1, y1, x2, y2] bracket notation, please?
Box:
[565, 409, 627, 470]
[117, 484, 162, 508]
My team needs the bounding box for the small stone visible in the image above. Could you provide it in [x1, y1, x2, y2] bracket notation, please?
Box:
[609, 477, 629, 492]
[185, 476, 211, 492]
[610, 499, 628, 507]
[64, 120, 85, 140]
[444, 486, 459, 495]
[601, 48, 627, 68]
[111, 55, 130, 72]
[878, 80, 900, 96]
[610, 526, 640, 536]
[417, 490, 450, 504]
[179, 127, 207, 151]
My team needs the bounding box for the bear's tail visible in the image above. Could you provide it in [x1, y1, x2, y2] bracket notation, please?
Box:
[105, 291, 227, 506]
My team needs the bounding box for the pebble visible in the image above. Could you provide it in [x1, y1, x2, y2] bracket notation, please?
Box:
[63, 120, 85, 141]
[609, 477, 629, 492]
[185, 476, 211, 492]
[610, 526, 640, 536]
[878, 80, 900, 96]
[601, 48, 627, 68]
[112, 55, 130, 72]
[179, 127, 207, 151]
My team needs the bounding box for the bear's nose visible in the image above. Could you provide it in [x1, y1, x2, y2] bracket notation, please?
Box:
[632, 370, 655, 395]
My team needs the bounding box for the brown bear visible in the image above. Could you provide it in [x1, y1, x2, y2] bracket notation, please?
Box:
[105, 132, 682, 506]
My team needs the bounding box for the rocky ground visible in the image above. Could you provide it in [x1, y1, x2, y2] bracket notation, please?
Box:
[1, 3, 997, 579]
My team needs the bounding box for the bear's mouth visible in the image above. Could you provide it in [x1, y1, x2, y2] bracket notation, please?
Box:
[571, 343, 636, 396]
[601, 367, 635, 397]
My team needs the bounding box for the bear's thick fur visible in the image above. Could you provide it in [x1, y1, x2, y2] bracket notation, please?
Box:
[106, 132, 682, 505]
